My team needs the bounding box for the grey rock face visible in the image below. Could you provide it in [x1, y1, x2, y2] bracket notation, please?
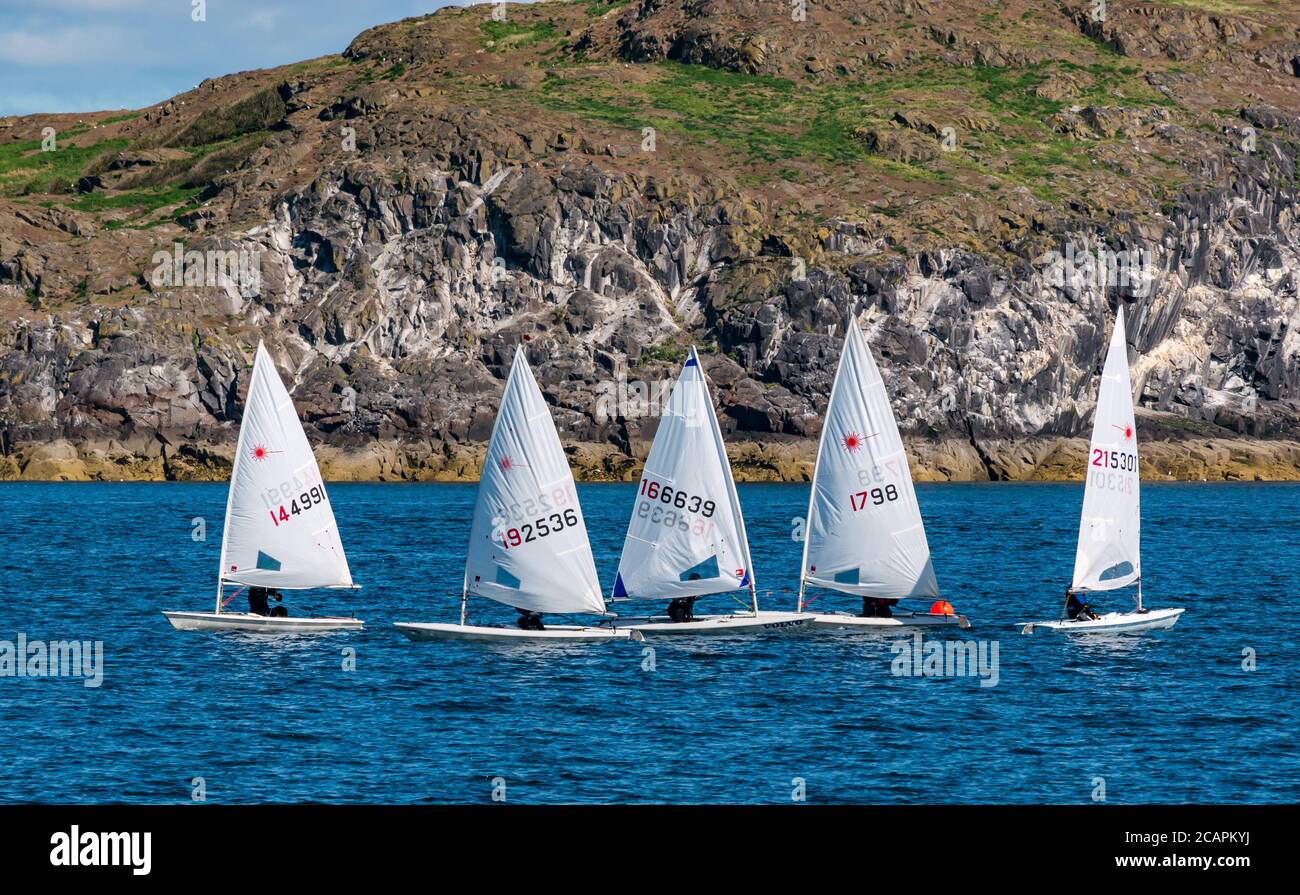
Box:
[2, 134, 1297, 465]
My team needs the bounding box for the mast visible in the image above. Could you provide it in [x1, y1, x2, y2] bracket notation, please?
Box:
[799, 310, 937, 608]
[459, 586, 468, 626]
[1071, 307, 1141, 600]
[697, 346, 759, 614]
[215, 341, 356, 605]
[795, 382, 823, 612]
[214, 344, 261, 615]
[462, 347, 605, 618]
[610, 346, 757, 611]
[797, 313, 852, 612]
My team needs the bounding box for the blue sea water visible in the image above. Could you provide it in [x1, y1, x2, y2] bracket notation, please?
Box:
[0, 481, 1295, 805]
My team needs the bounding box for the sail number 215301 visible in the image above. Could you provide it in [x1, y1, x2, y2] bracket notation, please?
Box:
[1092, 449, 1137, 472]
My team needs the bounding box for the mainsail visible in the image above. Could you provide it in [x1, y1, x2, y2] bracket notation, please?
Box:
[1072, 307, 1141, 593]
[611, 347, 755, 603]
[799, 315, 939, 604]
[463, 346, 605, 615]
[217, 342, 353, 598]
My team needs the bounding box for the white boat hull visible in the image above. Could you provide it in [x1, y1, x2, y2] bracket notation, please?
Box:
[1019, 607, 1184, 635]
[626, 611, 811, 636]
[163, 611, 363, 633]
[806, 610, 971, 630]
[393, 622, 641, 642]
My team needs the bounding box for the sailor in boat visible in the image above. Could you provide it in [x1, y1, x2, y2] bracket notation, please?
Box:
[516, 610, 545, 631]
[861, 597, 896, 618]
[1065, 590, 1099, 622]
[269, 589, 288, 618]
[666, 597, 697, 623]
[248, 586, 271, 616]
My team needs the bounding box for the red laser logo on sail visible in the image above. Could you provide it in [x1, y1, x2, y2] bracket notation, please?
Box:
[251, 444, 269, 461]
[841, 431, 877, 453]
[1112, 424, 1134, 440]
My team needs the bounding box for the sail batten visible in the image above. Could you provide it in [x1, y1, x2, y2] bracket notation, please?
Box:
[1071, 308, 1141, 593]
[801, 316, 939, 601]
[612, 347, 754, 601]
[217, 343, 353, 592]
[463, 347, 605, 615]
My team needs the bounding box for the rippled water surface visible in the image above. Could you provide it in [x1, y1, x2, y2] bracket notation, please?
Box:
[0, 481, 1295, 804]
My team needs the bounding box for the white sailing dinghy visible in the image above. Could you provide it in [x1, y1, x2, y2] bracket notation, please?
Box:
[610, 347, 808, 636]
[164, 343, 362, 633]
[796, 315, 968, 630]
[1020, 308, 1184, 635]
[394, 347, 637, 643]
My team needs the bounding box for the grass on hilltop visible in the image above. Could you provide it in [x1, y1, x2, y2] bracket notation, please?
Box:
[527, 55, 1184, 205]
[0, 136, 130, 196]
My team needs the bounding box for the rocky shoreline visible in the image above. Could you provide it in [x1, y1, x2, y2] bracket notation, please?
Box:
[6, 434, 1300, 484]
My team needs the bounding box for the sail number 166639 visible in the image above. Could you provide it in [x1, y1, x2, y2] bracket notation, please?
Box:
[639, 478, 715, 517]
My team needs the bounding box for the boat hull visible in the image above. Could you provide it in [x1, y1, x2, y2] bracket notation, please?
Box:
[807, 610, 971, 630]
[163, 611, 363, 633]
[1019, 607, 1184, 635]
[393, 622, 641, 642]
[626, 611, 811, 636]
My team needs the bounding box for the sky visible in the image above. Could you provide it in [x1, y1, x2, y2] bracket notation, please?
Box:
[0, 0, 473, 116]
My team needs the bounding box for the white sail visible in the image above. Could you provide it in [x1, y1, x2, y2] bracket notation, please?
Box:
[1072, 307, 1141, 592]
[611, 347, 755, 602]
[218, 343, 353, 593]
[463, 347, 605, 615]
[800, 315, 939, 602]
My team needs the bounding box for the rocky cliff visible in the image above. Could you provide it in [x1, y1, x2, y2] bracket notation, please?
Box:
[2, 0, 1299, 482]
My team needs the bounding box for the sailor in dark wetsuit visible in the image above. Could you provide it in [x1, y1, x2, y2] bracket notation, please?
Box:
[248, 586, 271, 616]
[1066, 590, 1099, 621]
[666, 597, 696, 623]
[861, 597, 895, 618]
[268, 588, 288, 617]
[516, 610, 545, 631]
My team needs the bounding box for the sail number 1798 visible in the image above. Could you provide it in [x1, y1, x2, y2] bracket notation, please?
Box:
[850, 484, 898, 511]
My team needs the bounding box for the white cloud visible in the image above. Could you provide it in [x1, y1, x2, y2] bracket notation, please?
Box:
[0, 0, 150, 10]
[247, 8, 282, 32]
[0, 25, 129, 66]
[0, 1, 465, 115]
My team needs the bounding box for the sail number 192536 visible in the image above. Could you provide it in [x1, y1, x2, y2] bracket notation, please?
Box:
[498, 508, 580, 549]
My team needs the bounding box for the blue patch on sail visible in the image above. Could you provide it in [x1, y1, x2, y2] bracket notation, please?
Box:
[495, 567, 521, 589]
[1099, 562, 1135, 582]
[684, 355, 698, 367]
[256, 551, 281, 572]
[679, 555, 719, 582]
[612, 573, 628, 600]
[833, 568, 860, 585]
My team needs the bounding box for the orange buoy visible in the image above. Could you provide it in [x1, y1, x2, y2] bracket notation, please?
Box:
[929, 600, 955, 616]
